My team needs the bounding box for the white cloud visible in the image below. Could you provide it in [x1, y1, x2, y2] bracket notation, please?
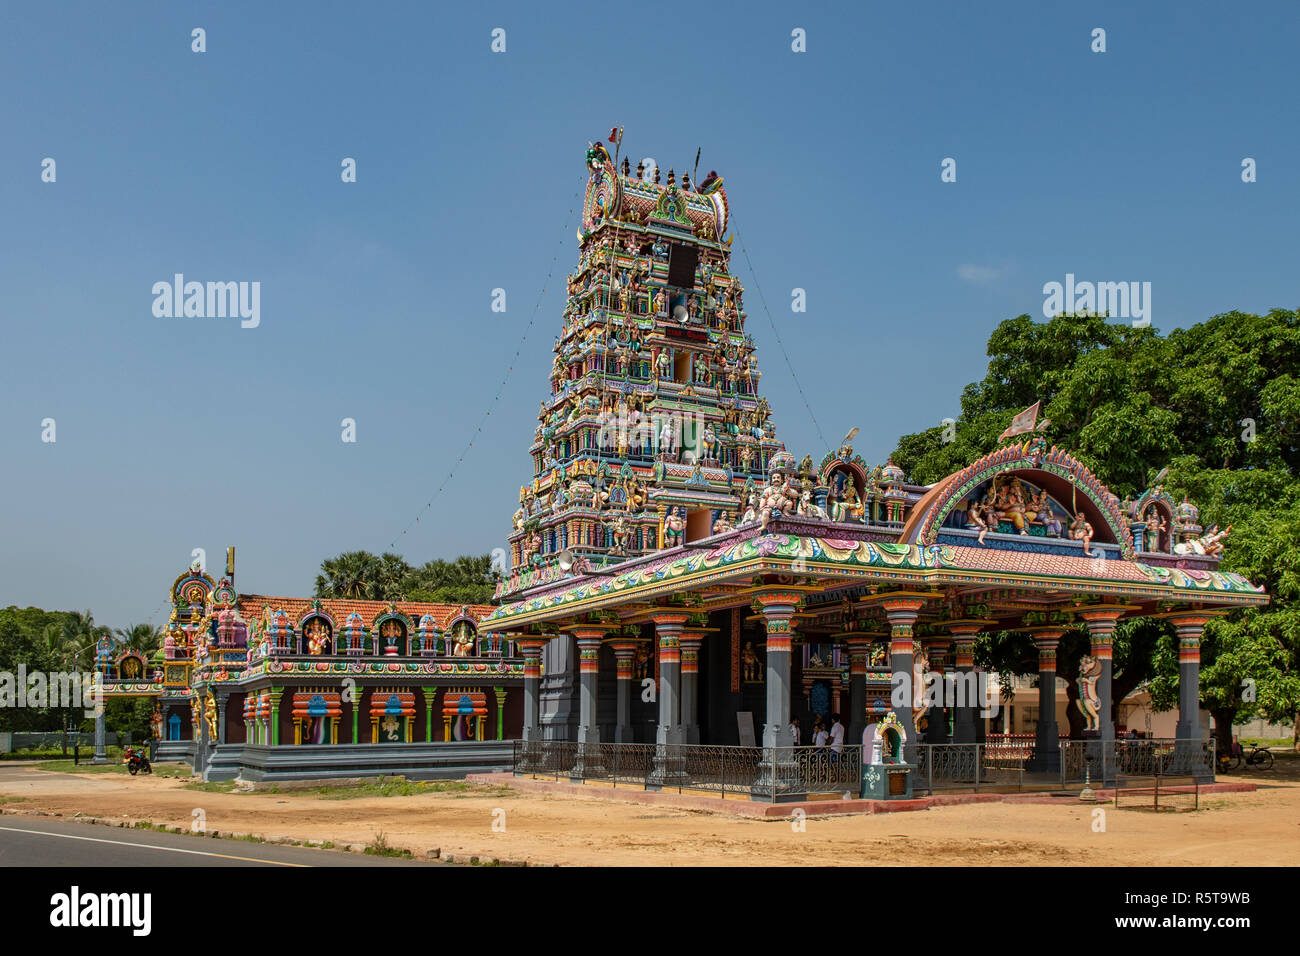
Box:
[957, 264, 1004, 284]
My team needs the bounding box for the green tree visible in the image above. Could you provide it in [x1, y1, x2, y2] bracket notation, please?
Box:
[894, 309, 1300, 746]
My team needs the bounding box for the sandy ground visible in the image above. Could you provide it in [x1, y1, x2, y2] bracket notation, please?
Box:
[2, 762, 1298, 866]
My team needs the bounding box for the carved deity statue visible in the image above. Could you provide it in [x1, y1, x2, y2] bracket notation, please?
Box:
[1069, 512, 1095, 556]
[305, 618, 330, 656]
[663, 507, 686, 547]
[1076, 655, 1102, 733]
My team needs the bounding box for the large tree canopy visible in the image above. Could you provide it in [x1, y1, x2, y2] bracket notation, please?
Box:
[893, 309, 1300, 747]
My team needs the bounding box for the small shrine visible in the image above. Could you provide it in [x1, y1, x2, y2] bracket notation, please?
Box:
[138, 550, 526, 781]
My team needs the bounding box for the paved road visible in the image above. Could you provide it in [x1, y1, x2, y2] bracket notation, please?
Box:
[0, 817, 434, 866]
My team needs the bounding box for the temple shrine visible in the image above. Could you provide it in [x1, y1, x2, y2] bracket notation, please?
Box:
[97, 550, 525, 781]
[483, 135, 1269, 798]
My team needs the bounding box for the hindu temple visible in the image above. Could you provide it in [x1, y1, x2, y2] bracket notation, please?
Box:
[481, 135, 1268, 798]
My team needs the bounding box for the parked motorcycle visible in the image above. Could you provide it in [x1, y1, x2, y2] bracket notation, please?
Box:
[123, 747, 152, 776]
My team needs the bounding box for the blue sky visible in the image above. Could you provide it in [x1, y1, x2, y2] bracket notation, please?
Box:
[2, 0, 1297, 629]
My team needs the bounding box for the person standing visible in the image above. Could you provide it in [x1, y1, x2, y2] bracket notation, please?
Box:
[789, 717, 801, 746]
[829, 713, 845, 762]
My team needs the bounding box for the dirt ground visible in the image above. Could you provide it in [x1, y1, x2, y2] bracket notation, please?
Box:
[2, 762, 1298, 866]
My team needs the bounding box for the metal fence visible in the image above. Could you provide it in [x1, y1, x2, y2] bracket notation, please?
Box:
[513, 740, 861, 801]
[913, 738, 1216, 793]
[513, 738, 1216, 800]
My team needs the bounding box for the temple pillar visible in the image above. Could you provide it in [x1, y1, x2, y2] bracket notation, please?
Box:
[947, 622, 984, 745]
[922, 637, 951, 744]
[679, 628, 707, 745]
[269, 687, 282, 746]
[843, 633, 870, 746]
[493, 687, 506, 740]
[422, 688, 436, 743]
[571, 627, 608, 776]
[752, 590, 803, 799]
[880, 594, 927, 763]
[648, 610, 689, 787]
[519, 638, 547, 742]
[609, 639, 638, 743]
[1026, 628, 1065, 771]
[214, 693, 229, 745]
[1078, 607, 1130, 742]
[1166, 611, 1219, 742]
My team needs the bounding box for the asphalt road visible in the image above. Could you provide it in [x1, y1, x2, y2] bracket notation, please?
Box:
[0, 816, 434, 867]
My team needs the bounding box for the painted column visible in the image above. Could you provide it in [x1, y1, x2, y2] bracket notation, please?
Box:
[648, 610, 689, 786]
[880, 594, 928, 763]
[843, 633, 870, 746]
[269, 687, 282, 747]
[947, 622, 984, 745]
[216, 694, 228, 745]
[1167, 611, 1217, 741]
[679, 628, 707, 745]
[520, 638, 547, 742]
[922, 636, 951, 744]
[609, 639, 638, 743]
[753, 590, 803, 799]
[493, 687, 507, 740]
[1026, 628, 1065, 771]
[1078, 606, 1129, 742]
[571, 627, 608, 776]
[422, 688, 436, 743]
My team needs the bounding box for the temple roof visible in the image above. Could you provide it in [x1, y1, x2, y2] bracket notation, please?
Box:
[484, 520, 1266, 631]
[236, 595, 493, 630]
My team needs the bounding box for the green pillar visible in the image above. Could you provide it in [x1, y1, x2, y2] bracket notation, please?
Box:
[493, 686, 507, 740]
[423, 688, 436, 743]
[269, 687, 282, 746]
[352, 694, 361, 744]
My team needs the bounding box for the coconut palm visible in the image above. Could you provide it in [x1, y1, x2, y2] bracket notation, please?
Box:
[114, 623, 162, 654]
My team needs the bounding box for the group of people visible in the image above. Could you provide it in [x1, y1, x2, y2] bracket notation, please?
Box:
[790, 713, 846, 758]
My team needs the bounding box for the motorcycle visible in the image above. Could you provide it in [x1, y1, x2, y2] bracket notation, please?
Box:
[123, 747, 152, 776]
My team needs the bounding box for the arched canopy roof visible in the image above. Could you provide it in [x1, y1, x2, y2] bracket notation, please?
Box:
[901, 441, 1134, 558]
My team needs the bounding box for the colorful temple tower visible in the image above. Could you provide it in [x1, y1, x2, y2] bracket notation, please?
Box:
[501, 136, 787, 595]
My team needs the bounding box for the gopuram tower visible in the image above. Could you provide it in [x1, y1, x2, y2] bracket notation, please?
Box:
[499, 135, 789, 596]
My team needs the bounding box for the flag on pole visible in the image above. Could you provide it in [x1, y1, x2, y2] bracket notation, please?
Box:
[998, 401, 1040, 442]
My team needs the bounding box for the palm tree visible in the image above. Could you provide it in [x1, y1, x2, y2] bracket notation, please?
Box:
[114, 624, 162, 655]
[315, 551, 382, 599]
[44, 610, 109, 755]
[376, 552, 413, 601]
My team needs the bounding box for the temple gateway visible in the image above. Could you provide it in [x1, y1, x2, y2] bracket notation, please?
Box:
[482, 136, 1268, 799]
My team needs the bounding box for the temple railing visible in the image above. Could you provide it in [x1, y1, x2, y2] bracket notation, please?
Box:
[914, 738, 1216, 792]
[513, 740, 861, 801]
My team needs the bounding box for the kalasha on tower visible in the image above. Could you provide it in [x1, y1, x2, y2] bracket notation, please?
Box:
[501, 133, 788, 594]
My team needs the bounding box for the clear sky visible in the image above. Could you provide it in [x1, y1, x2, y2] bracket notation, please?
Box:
[2, 0, 1297, 630]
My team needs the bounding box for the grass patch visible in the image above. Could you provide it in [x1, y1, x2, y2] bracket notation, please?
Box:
[307, 778, 513, 800]
[364, 830, 413, 859]
[183, 780, 237, 793]
[0, 795, 28, 803]
[36, 753, 194, 778]
[1240, 737, 1294, 749]
[37, 759, 126, 775]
